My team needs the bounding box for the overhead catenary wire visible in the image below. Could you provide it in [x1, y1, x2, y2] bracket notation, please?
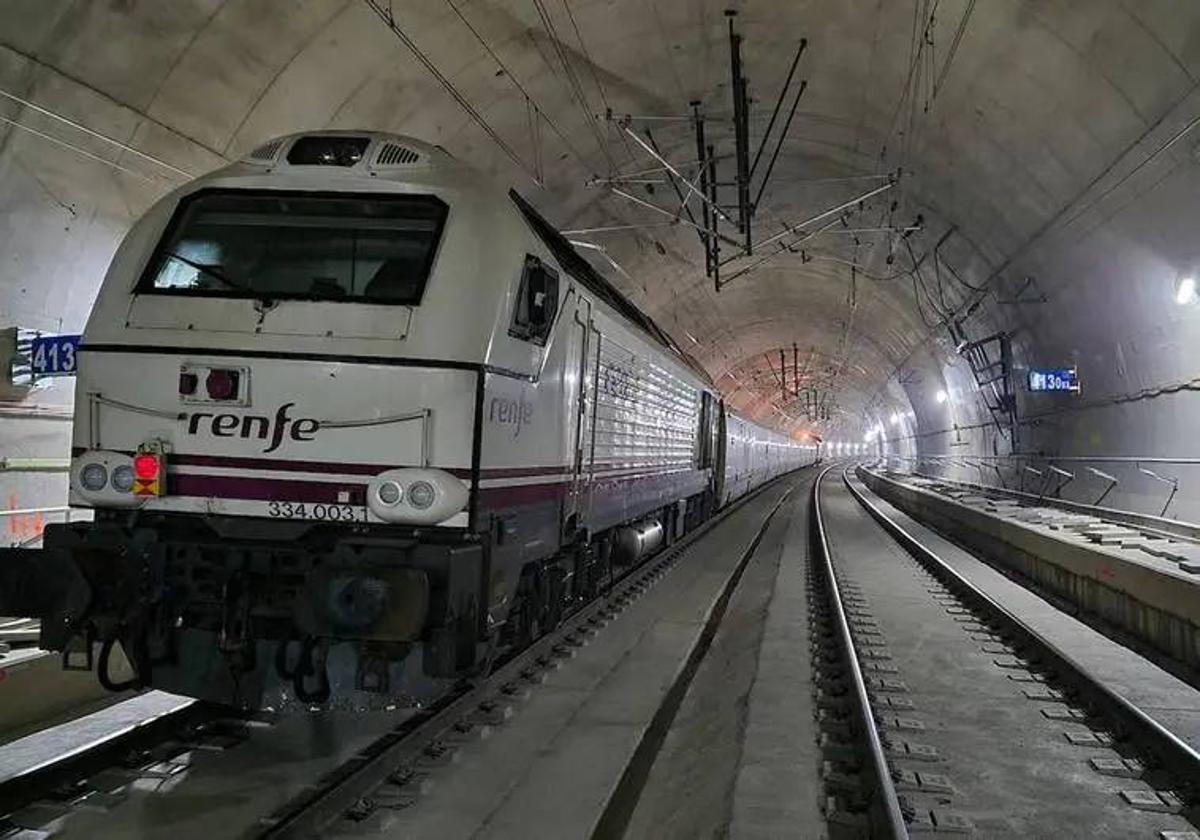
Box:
[0, 87, 195, 178]
[441, 0, 593, 173]
[931, 0, 977, 102]
[443, 0, 679, 286]
[559, 0, 639, 167]
[363, 0, 540, 184]
[529, 0, 620, 172]
[0, 115, 157, 184]
[720, 180, 897, 285]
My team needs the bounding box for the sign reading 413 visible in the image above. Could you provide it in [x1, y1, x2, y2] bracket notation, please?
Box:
[30, 334, 81, 377]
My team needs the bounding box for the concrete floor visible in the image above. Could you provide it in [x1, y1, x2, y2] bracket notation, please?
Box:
[624, 473, 825, 840]
[332, 475, 804, 840]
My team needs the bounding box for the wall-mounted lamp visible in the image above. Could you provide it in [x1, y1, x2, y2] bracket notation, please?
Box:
[1176, 276, 1197, 306]
[935, 389, 948, 404]
[890, 413, 902, 425]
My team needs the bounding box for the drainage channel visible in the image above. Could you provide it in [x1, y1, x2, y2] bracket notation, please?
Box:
[812, 465, 1200, 838]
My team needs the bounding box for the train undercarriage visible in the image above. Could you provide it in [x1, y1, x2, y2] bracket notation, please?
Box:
[0, 492, 714, 710]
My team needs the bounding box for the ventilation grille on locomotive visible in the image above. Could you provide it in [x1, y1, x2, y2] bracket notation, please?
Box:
[375, 143, 422, 166]
[245, 139, 284, 163]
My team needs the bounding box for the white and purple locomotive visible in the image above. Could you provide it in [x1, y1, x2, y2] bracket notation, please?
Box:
[7, 132, 816, 708]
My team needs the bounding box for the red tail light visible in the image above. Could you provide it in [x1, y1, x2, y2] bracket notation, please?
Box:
[132, 451, 165, 497]
[133, 453, 160, 480]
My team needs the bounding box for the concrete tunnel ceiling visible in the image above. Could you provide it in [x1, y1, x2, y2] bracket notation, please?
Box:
[4, 0, 1200, 461]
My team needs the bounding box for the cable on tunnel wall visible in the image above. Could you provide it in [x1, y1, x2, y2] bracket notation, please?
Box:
[882, 373, 1200, 448]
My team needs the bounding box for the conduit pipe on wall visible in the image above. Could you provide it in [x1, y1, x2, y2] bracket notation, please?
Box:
[0, 405, 73, 422]
[1, 458, 70, 472]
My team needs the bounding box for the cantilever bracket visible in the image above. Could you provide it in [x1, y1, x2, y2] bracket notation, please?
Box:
[1086, 466, 1119, 507]
[1138, 463, 1179, 518]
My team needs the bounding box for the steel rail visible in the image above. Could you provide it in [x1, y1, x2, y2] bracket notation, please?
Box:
[843, 466, 1200, 800]
[811, 465, 909, 839]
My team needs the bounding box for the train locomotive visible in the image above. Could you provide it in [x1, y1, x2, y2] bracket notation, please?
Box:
[5, 131, 817, 709]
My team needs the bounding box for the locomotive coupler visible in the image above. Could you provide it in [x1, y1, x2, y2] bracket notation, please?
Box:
[218, 570, 256, 673]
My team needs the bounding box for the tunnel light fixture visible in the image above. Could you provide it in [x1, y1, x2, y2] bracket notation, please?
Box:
[1176, 276, 1197, 305]
[890, 413, 902, 425]
[935, 389, 948, 404]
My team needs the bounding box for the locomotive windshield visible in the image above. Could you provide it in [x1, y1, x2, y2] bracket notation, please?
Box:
[137, 189, 448, 305]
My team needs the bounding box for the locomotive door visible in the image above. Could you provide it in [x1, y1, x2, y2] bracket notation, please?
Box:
[567, 299, 600, 533]
[713, 400, 727, 505]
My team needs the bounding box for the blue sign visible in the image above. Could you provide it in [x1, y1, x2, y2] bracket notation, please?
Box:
[30, 334, 81, 377]
[1028, 367, 1079, 393]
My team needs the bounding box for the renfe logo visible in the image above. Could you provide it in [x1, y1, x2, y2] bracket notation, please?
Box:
[488, 393, 533, 438]
[185, 402, 319, 453]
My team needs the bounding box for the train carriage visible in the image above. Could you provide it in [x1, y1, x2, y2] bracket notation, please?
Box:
[2, 131, 816, 708]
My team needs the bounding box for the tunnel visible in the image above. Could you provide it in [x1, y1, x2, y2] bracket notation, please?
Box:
[2, 1, 1197, 518]
[2, 2, 1200, 838]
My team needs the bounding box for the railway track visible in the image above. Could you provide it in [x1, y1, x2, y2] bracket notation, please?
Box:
[0, 472, 801, 839]
[811, 464, 1200, 838]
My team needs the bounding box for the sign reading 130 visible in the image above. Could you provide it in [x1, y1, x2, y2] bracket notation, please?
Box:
[30, 334, 81, 376]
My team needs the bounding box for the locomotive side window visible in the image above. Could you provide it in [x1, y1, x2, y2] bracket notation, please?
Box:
[509, 255, 559, 345]
[137, 189, 449, 305]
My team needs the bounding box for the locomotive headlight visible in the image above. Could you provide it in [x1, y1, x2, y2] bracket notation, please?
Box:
[111, 465, 136, 493]
[71, 450, 143, 508]
[407, 481, 436, 509]
[367, 468, 468, 525]
[377, 480, 403, 506]
[80, 463, 109, 491]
